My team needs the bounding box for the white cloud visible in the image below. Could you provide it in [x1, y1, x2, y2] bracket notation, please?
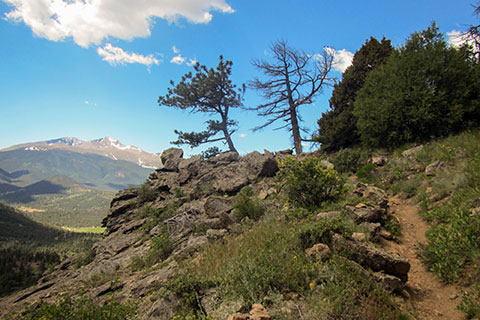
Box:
[97, 43, 160, 67]
[239, 133, 247, 138]
[3, 0, 235, 48]
[323, 47, 354, 73]
[84, 100, 97, 106]
[447, 30, 476, 48]
[172, 45, 180, 54]
[186, 59, 198, 66]
[170, 55, 186, 65]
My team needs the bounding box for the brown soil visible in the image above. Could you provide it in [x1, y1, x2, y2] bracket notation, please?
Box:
[385, 195, 464, 320]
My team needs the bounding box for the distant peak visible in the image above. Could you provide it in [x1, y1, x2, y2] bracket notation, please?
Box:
[46, 137, 82, 147]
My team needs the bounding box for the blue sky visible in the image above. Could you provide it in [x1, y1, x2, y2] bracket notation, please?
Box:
[0, 0, 477, 156]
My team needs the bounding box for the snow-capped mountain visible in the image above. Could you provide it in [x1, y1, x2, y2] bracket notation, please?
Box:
[1, 137, 162, 169]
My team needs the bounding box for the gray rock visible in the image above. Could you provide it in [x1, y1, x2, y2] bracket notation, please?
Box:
[345, 205, 384, 223]
[208, 152, 239, 165]
[373, 272, 404, 292]
[370, 155, 388, 166]
[204, 196, 233, 217]
[352, 232, 367, 241]
[425, 160, 444, 176]
[316, 211, 343, 220]
[305, 243, 331, 261]
[206, 228, 228, 240]
[331, 234, 410, 281]
[160, 148, 184, 172]
[402, 145, 423, 158]
[353, 183, 389, 209]
[241, 151, 279, 178]
[321, 159, 334, 169]
[178, 155, 202, 183]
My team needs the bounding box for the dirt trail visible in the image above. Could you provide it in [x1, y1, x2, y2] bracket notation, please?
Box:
[385, 196, 464, 320]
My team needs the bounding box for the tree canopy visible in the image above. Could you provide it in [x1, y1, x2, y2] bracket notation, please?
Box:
[354, 23, 480, 148]
[249, 40, 334, 154]
[158, 56, 244, 153]
[314, 37, 393, 152]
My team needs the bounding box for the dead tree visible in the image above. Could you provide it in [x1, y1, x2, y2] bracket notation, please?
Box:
[249, 40, 335, 154]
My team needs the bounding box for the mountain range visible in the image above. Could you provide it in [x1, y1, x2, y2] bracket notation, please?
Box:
[0, 137, 163, 228]
[0, 137, 162, 191]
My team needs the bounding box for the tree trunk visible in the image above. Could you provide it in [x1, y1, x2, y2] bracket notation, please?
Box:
[290, 106, 303, 154]
[224, 129, 237, 153]
[221, 112, 238, 153]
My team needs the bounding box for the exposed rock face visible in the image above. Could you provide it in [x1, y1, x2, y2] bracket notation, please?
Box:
[0, 149, 281, 318]
[331, 234, 410, 282]
[160, 147, 184, 172]
[0, 149, 412, 318]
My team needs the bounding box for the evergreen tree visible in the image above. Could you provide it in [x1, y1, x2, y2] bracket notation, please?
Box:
[315, 37, 393, 152]
[158, 56, 244, 153]
[354, 23, 480, 148]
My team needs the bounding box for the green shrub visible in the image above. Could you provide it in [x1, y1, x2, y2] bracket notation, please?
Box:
[458, 283, 480, 319]
[167, 272, 210, 316]
[194, 219, 316, 307]
[356, 163, 377, 183]
[279, 157, 346, 209]
[331, 148, 370, 173]
[11, 295, 136, 320]
[309, 256, 410, 320]
[297, 217, 354, 249]
[233, 186, 265, 220]
[420, 207, 480, 283]
[137, 182, 159, 204]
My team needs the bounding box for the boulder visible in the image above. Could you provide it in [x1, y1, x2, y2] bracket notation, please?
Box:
[425, 160, 444, 176]
[204, 196, 233, 217]
[401, 145, 423, 158]
[160, 148, 184, 172]
[316, 211, 343, 220]
[206, 229, 228, 240]
[213, 169, 250, 194]
[178, 155, 202, 183]
[345, 205, 384, 223]
[373, 272, 404, 292]
[241, 151, 279, 178]
[370, 155, 388, 166]
[331, 234, 410, 281]
[208, 152, 240, 165]
[352, 232, 367, 241]
[250, 304, 270, 320]
[305, 243, 331, 261]
[353, 183, 388, 209]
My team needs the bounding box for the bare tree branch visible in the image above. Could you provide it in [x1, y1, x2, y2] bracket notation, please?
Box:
[248, 40, 335, 154]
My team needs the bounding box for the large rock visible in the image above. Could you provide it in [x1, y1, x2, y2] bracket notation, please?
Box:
[331, 234, 410, 281]
[241, 151, 279, 178]
[353, 183, 388, 209]
[160, 148, 184, 172]
[345, 204, 384, 223]
[425, 160, 444, 176]
[178, 155, 202, 183]
[402, 145, 423, 158]
[213, 166, 250, 194]
[204, 196, 233, 217]
[305, 243, 331, 261]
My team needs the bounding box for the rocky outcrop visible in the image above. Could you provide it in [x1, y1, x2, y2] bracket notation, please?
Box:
[0, 149, 413, 318]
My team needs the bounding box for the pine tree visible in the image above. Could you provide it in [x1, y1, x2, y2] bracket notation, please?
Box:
[315, 37, 393, 152]
[158, 56, 244, 153]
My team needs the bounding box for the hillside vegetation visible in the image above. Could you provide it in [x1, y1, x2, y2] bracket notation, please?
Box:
[0, 175, 114, 228]
[0, 149, 151, 191]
